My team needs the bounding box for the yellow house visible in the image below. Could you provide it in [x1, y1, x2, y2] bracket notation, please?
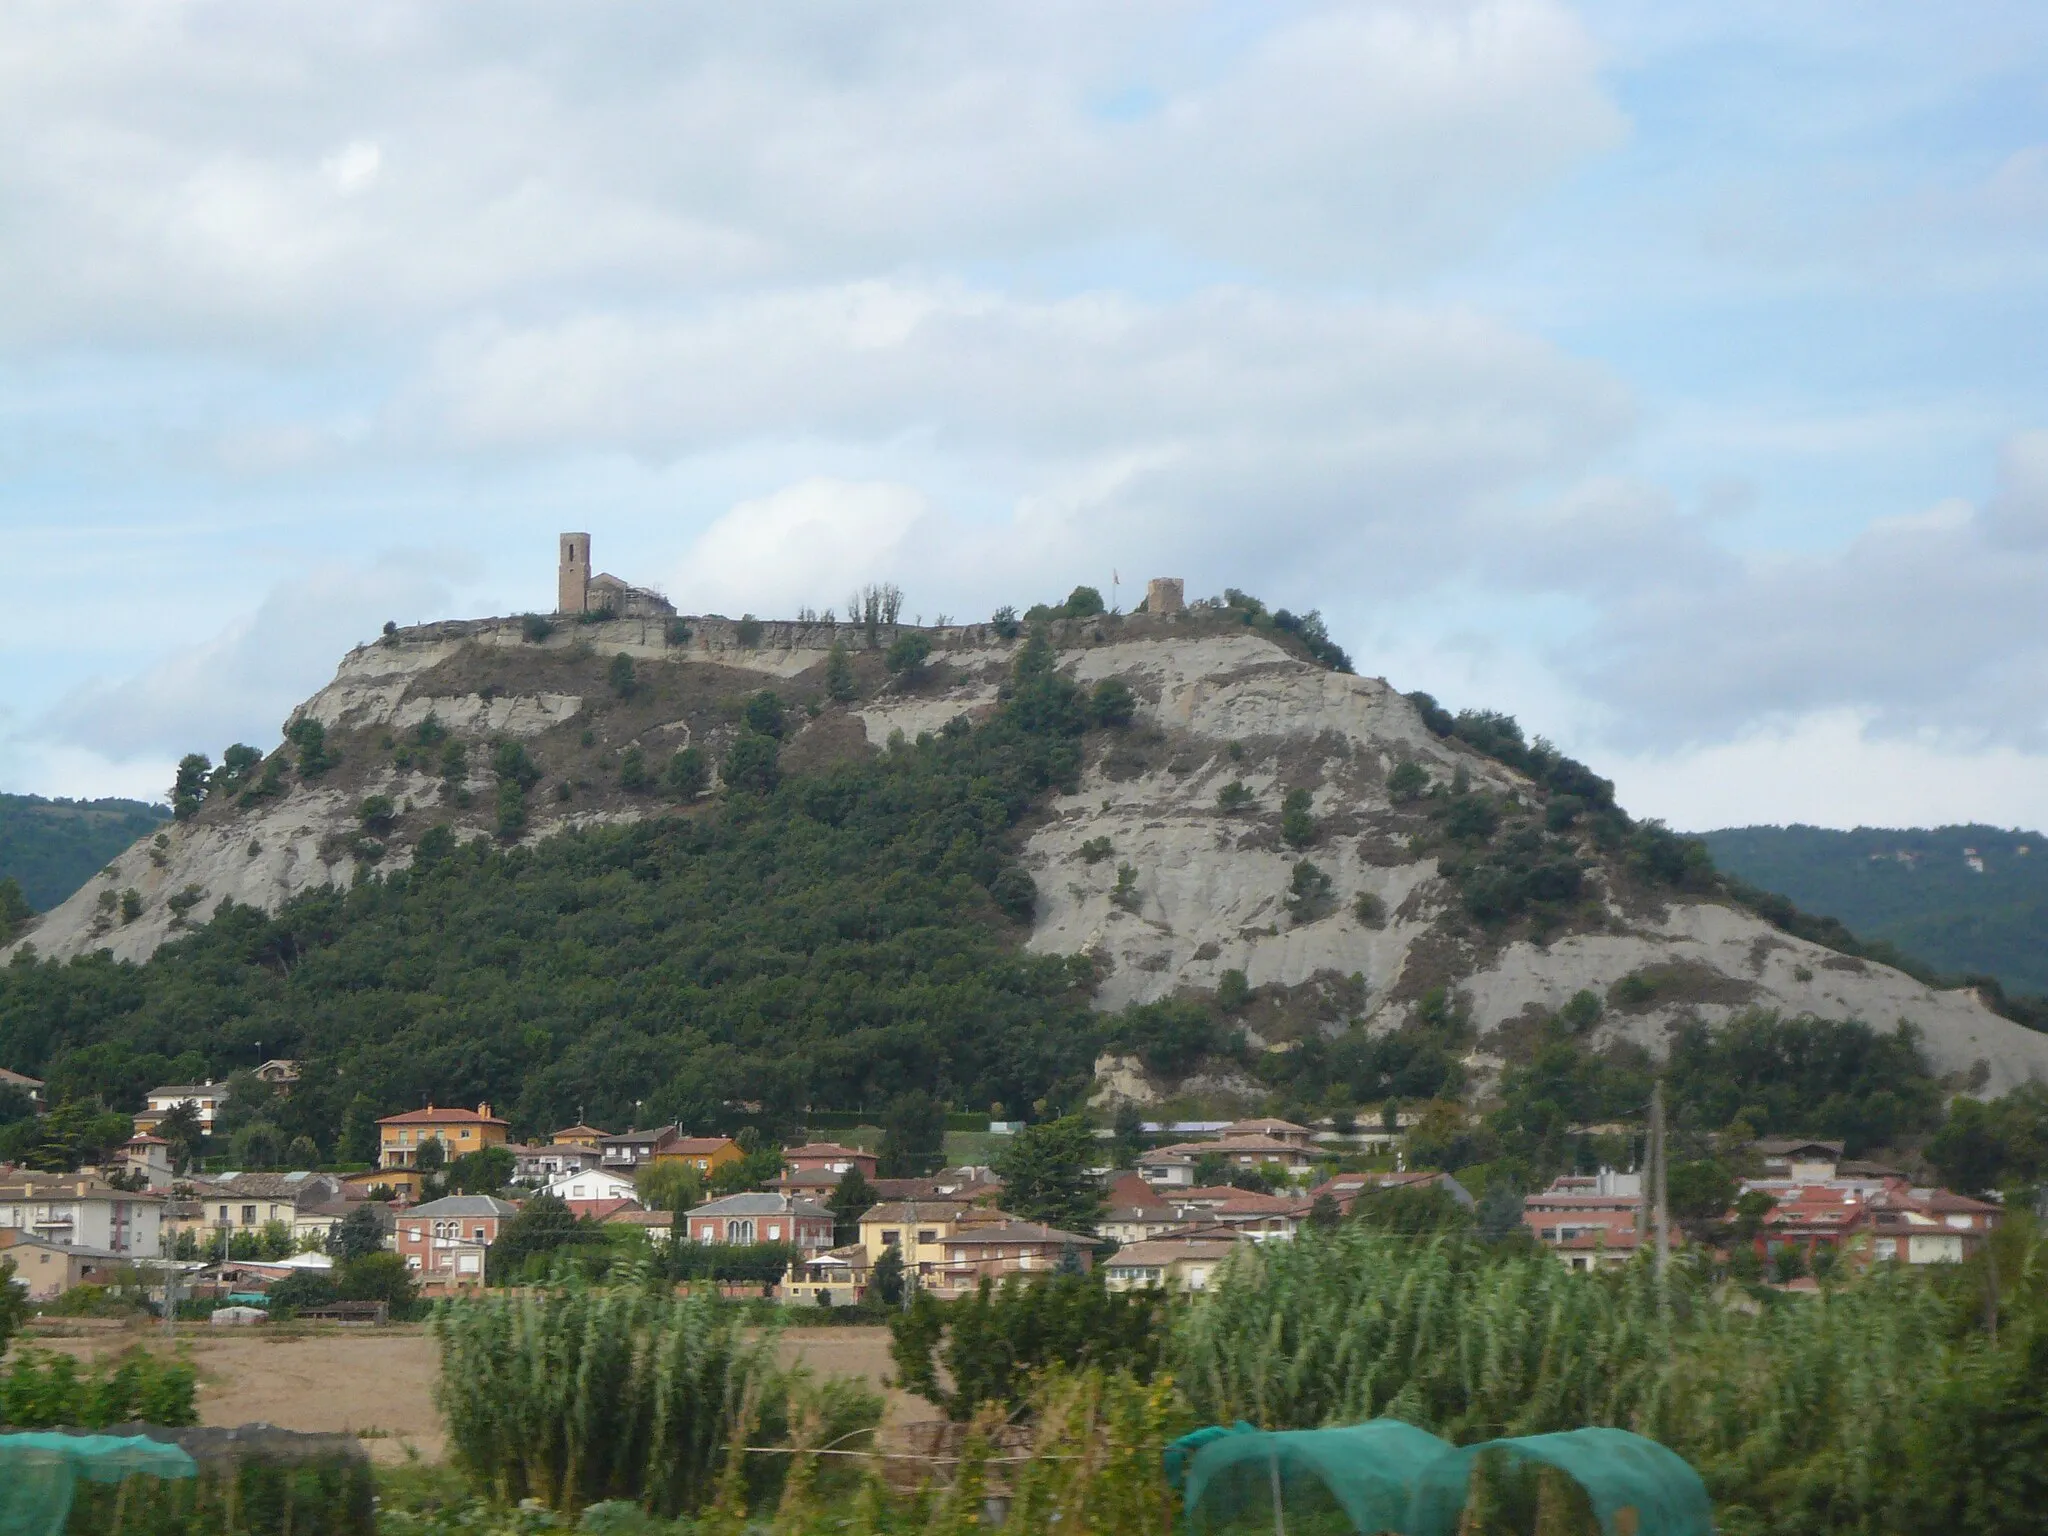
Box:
[653, 1136, 746, 1178]
[341, 1168, 428, 1203]
[376, 1104, 510, 1170]
[856, 1201, 1005, 1283]
[549, 1123, 610, 1149]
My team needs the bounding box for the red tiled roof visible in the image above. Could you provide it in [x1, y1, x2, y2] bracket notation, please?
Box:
[378, 1105, 509, 1127]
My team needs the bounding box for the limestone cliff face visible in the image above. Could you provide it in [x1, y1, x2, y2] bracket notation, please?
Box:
[12, 611, 2048, 1096]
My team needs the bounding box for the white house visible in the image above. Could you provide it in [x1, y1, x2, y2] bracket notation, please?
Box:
[139, 1082, 230, 1135]
[546, 1167, 640, 1205]
[0, 1175, 165, 1256]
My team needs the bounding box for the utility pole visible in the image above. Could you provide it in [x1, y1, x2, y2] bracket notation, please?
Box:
[902, 1193, 919, 1312]
[1650, 1080, 1670, 1281]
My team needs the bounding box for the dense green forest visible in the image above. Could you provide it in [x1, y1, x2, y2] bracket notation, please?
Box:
[0, 792, 168, 912]
[1702, 824, 2048, 995]
[0, 632, 1126, 1151]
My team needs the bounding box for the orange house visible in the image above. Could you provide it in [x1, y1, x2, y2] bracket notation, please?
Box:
[377, 1104, 511, 1170]
[550, 1123, 610, 1148]
[654, 1136, 746, 1178]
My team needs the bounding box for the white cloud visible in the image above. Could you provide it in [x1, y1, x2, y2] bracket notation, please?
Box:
[40, 554, 465, 761]
[414, 279, 1635, 615]
[0, 1, 1617, 343]
[679, 480, 935, 618]
[1613, 710, 2048, 833]
[1571, 428, 2048, 750]
[321, 140, 382, 196]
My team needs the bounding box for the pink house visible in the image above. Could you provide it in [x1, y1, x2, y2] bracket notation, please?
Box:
[684, 1193, 834, 1252]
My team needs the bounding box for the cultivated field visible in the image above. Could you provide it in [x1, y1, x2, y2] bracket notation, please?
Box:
[24, 1319, 910, 1464]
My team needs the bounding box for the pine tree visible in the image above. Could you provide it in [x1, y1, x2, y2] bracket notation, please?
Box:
[991, 1115, 1104, 1235]
[825, 640, 857, 702]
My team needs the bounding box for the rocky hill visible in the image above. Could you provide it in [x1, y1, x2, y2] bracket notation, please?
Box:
[13, 604, 2048, 1100]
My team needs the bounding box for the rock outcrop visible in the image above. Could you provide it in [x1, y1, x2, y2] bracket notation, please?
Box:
[13, 608, 2048, 1097]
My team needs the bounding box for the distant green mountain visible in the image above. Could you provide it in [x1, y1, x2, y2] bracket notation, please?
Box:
[0, 792, 170, 912]
[1699, 824, 2048, 996]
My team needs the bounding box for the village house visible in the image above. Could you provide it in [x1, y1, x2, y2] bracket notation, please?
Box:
[1141, 1136, 1319, 1183]
[1309, 1169, 1475, 1215]
[1134, 1150, 1198, 1188]
[1100, 1207, 1183, 1242]
[684, 1193, 834, 1252]
[782, 1143, 879, 1179]
[550, 1123, 611, 1148]
[136, 1082, 230, 1136]
[340, 1168, 427, 1204]
[1750, 1180, 2004, 1270]
[782, 1244, 871, 1307]
[376, 1104, 510, 1169]
[0, 1174, 165, 1256]
[769, 1167, 846, 1200]
[1522, 1171, 1644, 1271]
[1103, 1235, 1242, 1294]
[185, 1172, 344, 1246]
[1221, 1118, 1316, 1147]
[857, 1200, 1006, 1282]
[545, 1166, 640, 1209]
[1751, 1138, 1848, 1181]
[0, 1231, 134, 1300]
[654, 1136, 745, 1179]
[1161, 1186, 1302, 1241]
[301, 1196, 388, 1252]
[932, 1221, 1095, 1291]
[118, 1134, 175, 1190]
[870, 1166, 1005, 1204]
[606, 1208, 676, 1246]
[251, 1059, 301, 1088]
[1099, 1173, 1182, 1245]
[0, 1068, 45, 1107]
[508, 1141, 604, 1184]
[396, 1195, 519, 1286]
[599, 1125, 681, 1170]
[1847, 1189, 2003, 1266]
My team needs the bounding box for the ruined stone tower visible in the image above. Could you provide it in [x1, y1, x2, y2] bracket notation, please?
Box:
[558, 532, 591, 615]
[1143, 577, 1185, 615]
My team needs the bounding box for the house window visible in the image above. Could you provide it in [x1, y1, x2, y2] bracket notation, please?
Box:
[242, 1206, 257, 1226]
[726, 1219, 755, 1243]
[473, 1226, 485, 1242]
[766, 1224, 781, 1240]
[918, 1229, 937, 1244]
[882, 1231, 900, 1246]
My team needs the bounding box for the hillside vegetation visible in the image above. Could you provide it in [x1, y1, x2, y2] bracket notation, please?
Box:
[1703, 824, 2048, 996]
[4, 596, 2048, 1172]
[0, 792, 167, 912]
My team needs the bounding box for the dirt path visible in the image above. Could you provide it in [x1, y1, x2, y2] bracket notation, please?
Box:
[22, 1320, 918, 1463]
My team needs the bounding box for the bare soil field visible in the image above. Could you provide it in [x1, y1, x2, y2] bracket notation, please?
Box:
[22, 1320, 915, 1464]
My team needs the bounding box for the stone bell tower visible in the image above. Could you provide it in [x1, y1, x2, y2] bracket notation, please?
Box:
[558, 532, 591, 615]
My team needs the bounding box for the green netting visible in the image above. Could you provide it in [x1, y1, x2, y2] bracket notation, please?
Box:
[1406, 1429, 1712, 1536]
[1180, 1419, 1456, 1535]
[0, 1433, 196, 1536]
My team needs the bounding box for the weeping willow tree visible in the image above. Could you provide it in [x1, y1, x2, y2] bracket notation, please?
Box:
[431, 1269, 781, 1517]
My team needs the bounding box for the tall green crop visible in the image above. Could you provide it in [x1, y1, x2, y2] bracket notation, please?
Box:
[432, 1270, 777, 1517]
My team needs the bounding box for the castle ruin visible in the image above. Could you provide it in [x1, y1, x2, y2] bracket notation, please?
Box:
[1142, 577, 1185, 615]
[557, 533, 675, 619]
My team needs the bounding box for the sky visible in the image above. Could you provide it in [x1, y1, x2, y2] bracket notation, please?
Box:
[2, 1, 2046, 831]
